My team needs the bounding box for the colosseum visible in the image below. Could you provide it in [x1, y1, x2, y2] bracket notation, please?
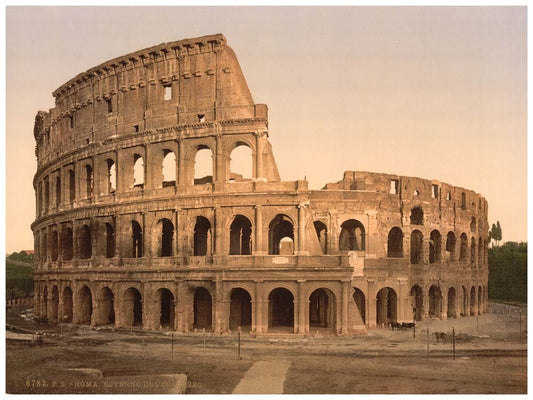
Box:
[31, 34, 489, 335]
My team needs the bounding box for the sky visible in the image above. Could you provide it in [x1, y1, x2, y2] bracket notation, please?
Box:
[5, 6, 527, 253]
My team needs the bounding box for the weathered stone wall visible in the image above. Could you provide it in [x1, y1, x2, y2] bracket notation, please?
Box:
[32, 34, 489, 335]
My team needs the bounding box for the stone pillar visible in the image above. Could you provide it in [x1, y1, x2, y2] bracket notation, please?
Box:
[213, 281, 223, 334]
[254, 281, 264, 334]
[367, 280, 376, 328]
[297, 280, 307, 334]
[254, 206, 264, 254]
[296, 204, 307, 255]
[215, 135, 225, 183]
[398, 279, 410, 323]
[441, 291, 448, 320]
[341, 281, 350, 334]
[255, 131, 266, 181]
[423, 289, 430, 319]
[214, 207, 222, 255]
[177, 139, 186, 185]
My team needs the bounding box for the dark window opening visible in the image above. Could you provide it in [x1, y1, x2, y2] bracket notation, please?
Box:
[376, 287, 397, 325]
[158, 288, 175, 329]
[429, 286, 442, 317]
[124, 288, 143, 327]
[309, 288, 336, 330]
[429, 230, 441, 264]
[85, 165, 93, 197]
[193, 287, 212, 330]
[470, 237, 476, 266]
[105, 223, 115, 258]
[69, 115, 74, 128]
[50, 230, 58, 262]
[339, 219, 365, 251]
[100, 288, 115, 325]
[44, 178, 49, 211]
[432, 184, 439, 198]
[268, 214, 294, 255]
[229, 288, 252, 330]
[447, 287, 456, 318]
[353, 288, 366, 324]
[194, 216, 212, 256]
[410, 230, 423, 264]
[106, 99, 113, 113]
[268, 288, 294, 330]
[61, 227, 73, 261]
[229, 215, 252, 255]
[132, 221, 143, 258]
[78, 286, 93, 325]
[160, 218, 174, 257]
[55, 177, 61, 207]
[410, 206, 424, 225]
[470, 217, 476, 232]
[459, 233, 468, 261]
[134, 125, 139, 133]
[198, 114, 205, 123]
[446, 232, 456, 262]
[313, 221, 328, 255]
[78, 224, 92, 259]
[387, 227, 403, 258]
[411, 285, 424, 321]
[461, 193, 466, 210]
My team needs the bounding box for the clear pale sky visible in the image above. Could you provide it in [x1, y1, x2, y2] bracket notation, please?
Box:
[5, 6, 527, 253]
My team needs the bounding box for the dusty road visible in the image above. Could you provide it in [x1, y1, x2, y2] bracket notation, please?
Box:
[5, 308, 527, 394]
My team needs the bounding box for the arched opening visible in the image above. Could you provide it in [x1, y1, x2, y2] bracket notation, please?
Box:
[69, 170, 75, 202]
[194, 147, 213, 184]
[447, 287, 456, 318]
[106, 159, 116, 193]
[51, 285, 59, 321]
[313, 221, 328, 255]
[61, 227, 73, 261]
[478, 285, 483, 315]
[446, 232, 456, 262]
[78, 225, 92, 259]
[229, 288, 252, 330]
[158, 218, 174, 257]
[123, 287, 143, 327]
[193, 287, 212, 330]
[470, 237, 476, 266]
[269, 214, 294, 255]
[410, 206, 424, 225]
[429, 285, 442, 318]
[132, 221, 143, 258]
[157, 288, 175, 330]
[229, 143, 253, 181]
[353, 288, 366, 324]
[462, 286, 468, 316]
[309, 288, 336, 331]
[387, 227, 403, 258]
[105, 223, 115, 258]
[162, 150, 177, 187]
[410, 230, 423, 264]
[470, 286, 477, 316]
[78, 285, 93, 325]
[410, 285, 424, 321]
[429, 230, 441, 264]
[470, 217, 477, 232]
[133, 155, 144, 188]
[42, 232, 47, 261]
[459, 233, 468, 261]
[99, 287, 115, 325]
[339, 219, 365, 251]
[194, 216, 212, 256]
[55, 176, 61, 207]
[50, 230, 59, 262]
[43, 177, 49, 210]
[376, 287, 397, 325]
[268, 288, 294, 331]
[229, 215, 252, 255]
[85, 165, 94, 197]
[62, 287, 73, 323]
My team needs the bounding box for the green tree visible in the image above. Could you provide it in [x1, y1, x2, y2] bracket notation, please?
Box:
[488, 241, 526, 302]
[489, 221, 503, 247]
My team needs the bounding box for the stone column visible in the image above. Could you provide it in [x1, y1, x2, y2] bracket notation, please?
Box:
[296, 204, 308, 255]
[441, 291, 448, 320]
[213, 281, 223, 334]
[367, 280, 376, 328]
[341, 281, 350, 334]
[254, 281, 264, 334]
[297, 280, 307, 334]
[398, 279, 409, 322]
[254, 206, 264, 254]
[177, 139, 187, 186]
[214, 207, 222, 255]
[255, 131, 266, 181]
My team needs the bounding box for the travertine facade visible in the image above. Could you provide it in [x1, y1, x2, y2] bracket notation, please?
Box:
[31, 34, 489, 334]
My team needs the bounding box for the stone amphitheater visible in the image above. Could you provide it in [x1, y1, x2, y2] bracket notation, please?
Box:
[31, 34, 488, 335]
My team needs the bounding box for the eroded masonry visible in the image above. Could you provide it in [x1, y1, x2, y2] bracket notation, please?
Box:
[31, 34, 488, 334]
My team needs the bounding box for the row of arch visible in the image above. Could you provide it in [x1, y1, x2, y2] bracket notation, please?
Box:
[37, 282, 487, 332]
[37, 143, 255, 217]
[388, 228, 488, 266]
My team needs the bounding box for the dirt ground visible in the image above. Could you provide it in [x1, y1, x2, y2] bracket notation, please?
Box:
[5, 307, 527, 394]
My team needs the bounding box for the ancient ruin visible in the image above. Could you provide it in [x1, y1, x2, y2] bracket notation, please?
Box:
[31, 34, 489, 334]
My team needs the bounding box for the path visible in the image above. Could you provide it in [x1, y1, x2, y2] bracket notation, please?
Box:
[232, 360, 291, 394]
